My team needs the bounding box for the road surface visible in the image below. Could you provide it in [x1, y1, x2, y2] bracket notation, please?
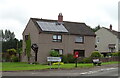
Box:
[2, 64, 119, 77]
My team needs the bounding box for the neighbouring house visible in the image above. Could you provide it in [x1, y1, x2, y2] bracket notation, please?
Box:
[95, 25, 120, 56]
[22, 13, 96, 64]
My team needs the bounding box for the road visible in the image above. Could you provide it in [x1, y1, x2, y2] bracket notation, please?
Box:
[2, 64, 119, 77]
[2, 67, 119, 76]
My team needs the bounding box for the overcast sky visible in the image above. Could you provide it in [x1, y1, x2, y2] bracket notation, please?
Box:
[0, 0, 119, 40]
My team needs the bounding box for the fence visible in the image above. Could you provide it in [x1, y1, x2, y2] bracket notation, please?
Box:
[100, 56, 120, 62]
[77, 56, 120, 63]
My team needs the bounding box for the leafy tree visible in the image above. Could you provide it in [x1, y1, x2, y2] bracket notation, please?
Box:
[92, 25, 101, 32]
[26, 34, 31, 63]
[3, 29, 15, 41]
[2, 29, 23, 62]
[88, 25, 101, 32]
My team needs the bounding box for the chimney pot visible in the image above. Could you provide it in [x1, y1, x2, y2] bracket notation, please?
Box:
[58, 13, 63, 22]
[110, 24, 112, 30]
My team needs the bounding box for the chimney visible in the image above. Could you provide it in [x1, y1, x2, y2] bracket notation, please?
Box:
[58, 13, 63, 22]
[110, 24, 112, 30]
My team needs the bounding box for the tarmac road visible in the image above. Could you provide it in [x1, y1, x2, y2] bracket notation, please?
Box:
[2, 64, 119, 77]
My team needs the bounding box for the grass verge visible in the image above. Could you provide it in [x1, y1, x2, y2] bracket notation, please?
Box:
[1, 61, 119, 71]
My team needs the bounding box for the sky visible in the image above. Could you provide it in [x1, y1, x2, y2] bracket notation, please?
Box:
[0, 0, 119, 40]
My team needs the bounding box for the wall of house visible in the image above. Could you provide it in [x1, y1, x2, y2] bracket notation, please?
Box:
[95, 28, 118, 53]
[22, 20, 95, 64]
[22, 19, 39, 62]
[37, 33, 95, 64]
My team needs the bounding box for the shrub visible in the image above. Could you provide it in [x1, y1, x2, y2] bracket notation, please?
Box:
[118, 52, 120, 56]
[81, 57, 92, 63]
[90, 51, 102, 58]
[111, 52, 118, 56]
[10, 55, 19, 62]
[61, 55, 68, 63]
[32, 62, 39, 64]
[67, 54, 76, 63]
[49, 50, 60, 57]
[62, 54, 75, 63]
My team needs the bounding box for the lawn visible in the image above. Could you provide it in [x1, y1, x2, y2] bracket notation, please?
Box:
[1, 61, 119, 71]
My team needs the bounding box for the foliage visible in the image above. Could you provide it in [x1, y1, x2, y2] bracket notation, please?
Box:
[88, 25, 101, 32]
[90, 51, 102, 58]
[62, 54, 75, 63]
[61, 55, 68, 63]
[2, 30, 22, 53]
[3, 49, 18, 62]
[25, 34, 31, 63]
[52, 62, 64, 65]
[2, 29, 15, 41]
[107, 52, 120, 57]
[92, 25, 101, 32]
[49, 50, 60, 57]
[7, 48, 17, 55]
[10, 55, 19, 62]
[32, 62, 39, 64]
[80, 57, 92, 63]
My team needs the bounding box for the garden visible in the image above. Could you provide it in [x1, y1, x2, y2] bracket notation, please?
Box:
[1, 51, 120, 71]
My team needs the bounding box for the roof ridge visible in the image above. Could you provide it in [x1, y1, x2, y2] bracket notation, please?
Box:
[30, 18, 85, 24]
[102, 27, 118, 33]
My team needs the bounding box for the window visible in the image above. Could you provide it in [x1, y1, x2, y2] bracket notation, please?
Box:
[25, 35, 29, 41]
[75, 36, 84, 43]
[53, 35, 62, 42]
[54, 49, 63, 55]
[74, 50, 85, 57]
[96, 37, 100, 43]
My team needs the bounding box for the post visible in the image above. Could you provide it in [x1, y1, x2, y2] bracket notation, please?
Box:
[35, 50, 38, 63]
[75, 58, 77, 67]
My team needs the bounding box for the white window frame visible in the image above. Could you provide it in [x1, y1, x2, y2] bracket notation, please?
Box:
[75, 36, 84, 43]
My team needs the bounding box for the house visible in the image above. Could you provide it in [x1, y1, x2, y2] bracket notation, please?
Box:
[22, 13, 96, 64]
[95, 25, 120, 56]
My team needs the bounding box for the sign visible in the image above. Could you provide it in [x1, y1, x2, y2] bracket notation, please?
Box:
[47, 57, 61, 62]
[74, 51, 79, 58]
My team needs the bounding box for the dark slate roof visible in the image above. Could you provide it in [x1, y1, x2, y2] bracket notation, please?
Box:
[103, 27, 120, 38]
[31, 18, 95, 36]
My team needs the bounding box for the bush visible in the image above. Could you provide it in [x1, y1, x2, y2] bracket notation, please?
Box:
[49, 50, 60, 57]
[61, 55, 68, 63]
[111, 52, 120, 56]
[90, 51, 102, 58]
[81, 57, 92, 63]
[107, 52, 120, 57]
[62, 54, 75, 63]
[10, 55, 19, 62]
[32, 62, 39, 64]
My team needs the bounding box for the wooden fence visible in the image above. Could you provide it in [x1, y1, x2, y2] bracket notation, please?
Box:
[100, 56, 120, 62]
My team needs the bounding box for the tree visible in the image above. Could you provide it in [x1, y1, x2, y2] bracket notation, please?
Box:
[26, 34, 31, 63]
[88, 25, 101, 32]
[3, 29, 15, 41]
[2, 29, 23, 62]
